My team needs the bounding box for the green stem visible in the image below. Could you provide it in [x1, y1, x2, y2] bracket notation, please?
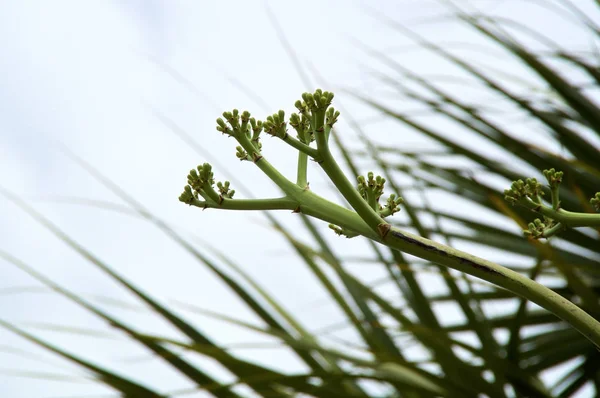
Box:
[295, 190, 373, 235]
[521, 197, 600, 226]
[189, 197, 297, 211]
[303, 141, 600, 348]
[541, 222, 564, 238]
[282, 134, 319, 158]
[253, 157, 299, 194]
[189, 181, 600, 348]
[191, 94, 600, 351]
[324, 122, 332, 142]
[366, 189, 378, 211]
[539, 207, 600, 227]
[201, 188, 600, 348]
[550, 186, 560, 210]
[235, 134, 298, 194]
[316, 146, 385, 233]
[196, 190, 211, 202]
[380, 226, 600, 348]
[200, 182, 221, 204]
[297, 151, 308, 188]
[379, 207, 394, 218]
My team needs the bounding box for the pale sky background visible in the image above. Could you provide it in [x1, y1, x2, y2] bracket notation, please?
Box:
[0, 1, 598, 397]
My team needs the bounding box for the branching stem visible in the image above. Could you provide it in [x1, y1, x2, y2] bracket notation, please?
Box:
[181, 89, 600, 349]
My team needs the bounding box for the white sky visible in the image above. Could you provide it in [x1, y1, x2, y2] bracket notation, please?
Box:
[1, 1, 598, 397]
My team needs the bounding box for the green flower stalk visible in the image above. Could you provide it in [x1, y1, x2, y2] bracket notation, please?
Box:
[179, 89, 600, 349]
[504, 168, 600, 238]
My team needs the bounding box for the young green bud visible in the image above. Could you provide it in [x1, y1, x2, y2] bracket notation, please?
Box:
[289, 113, 300, 127]
[543, 168, 563, 187]
[504, 178, 544, 205]
[236, 146, 249, 161]
[329, 223, 344, 236]
[222, 110, 240, 130]
[315, 92, 325, 109]
[357, 172, 388, 211]
[591, 192, 600, 212]
[250, 117, 263, 133]
[526, 178, 543, 199]
[198, 163, 214, 185]
[262, 112, 287, 138]
[383, 193, 404, 216]
[239, 111, 251, 135]
[302, 93, 315, 110]
[325, 91, 334, 104]
[525, 218, 547, 238]
[249, 118, 263, 143]
[216, 117, 232, 136]
[326, 107, 340, 127]
[217, 180, 235, 199]
[178, 185, 196, 204]
[295, 101, 308, 116]
[328, 223, 357, 238]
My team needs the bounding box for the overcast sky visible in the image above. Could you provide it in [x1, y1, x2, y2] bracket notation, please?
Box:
[1, 1, 598, 397]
